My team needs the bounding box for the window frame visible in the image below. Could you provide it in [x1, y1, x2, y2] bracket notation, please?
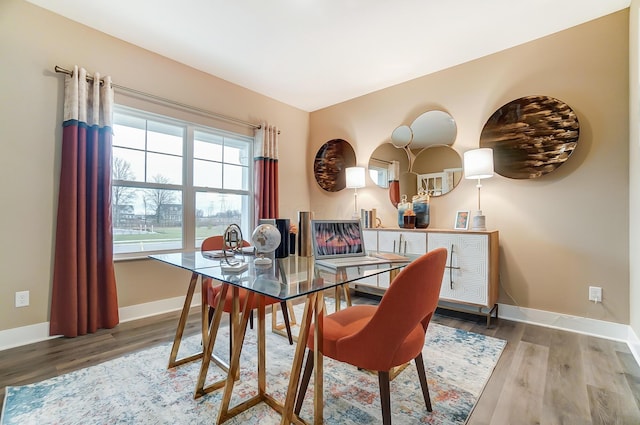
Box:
[112, 105, 254, 259]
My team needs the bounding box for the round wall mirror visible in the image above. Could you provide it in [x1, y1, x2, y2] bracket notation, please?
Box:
[480, 95, 579, 179]
[314, 138, 356, 192]
[368, 143, 410, 189]
[410, 110, 457, 149]
[390, 125, 413, 148]
[411, 145, 463, 196]
[368, 143, 462, 206]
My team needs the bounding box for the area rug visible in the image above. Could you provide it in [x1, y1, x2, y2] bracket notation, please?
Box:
[1, 306, 506, 425]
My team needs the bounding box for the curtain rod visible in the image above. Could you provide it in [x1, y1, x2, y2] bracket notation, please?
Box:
[371, 156, 392, 164]
[54, 65, 262, 130]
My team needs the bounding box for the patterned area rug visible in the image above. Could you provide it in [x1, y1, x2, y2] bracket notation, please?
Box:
[1, 306, 506, 425]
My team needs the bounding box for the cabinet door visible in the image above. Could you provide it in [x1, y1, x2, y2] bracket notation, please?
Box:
[428, 233, 489, 306]
[362, 229, 378, 251]
[377, 231, 426, 287]
[378, 231, 427, 255]
[344, 264, 380, 288]
[358, 229, 379, 286]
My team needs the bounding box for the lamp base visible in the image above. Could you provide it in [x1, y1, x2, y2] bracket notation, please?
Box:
[471, 210, 487, 231]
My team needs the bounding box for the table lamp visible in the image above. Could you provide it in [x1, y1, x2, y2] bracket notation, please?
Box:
[345, 166, 365, 219]
[463, 148, 494, 231]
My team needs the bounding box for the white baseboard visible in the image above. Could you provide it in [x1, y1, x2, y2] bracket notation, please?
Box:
[118, 295, 199, 323]
[627, 325, 640, 367]
[0, 296, 200, 352]
[0, 322, 56, 351]
[498, 303, 640, 366]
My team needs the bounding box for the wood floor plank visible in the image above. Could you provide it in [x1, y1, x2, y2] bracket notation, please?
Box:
[587, 384, 640, 425]
[616, 351, 640, 413]
[520, 320, 553, 347]
[467, 319, 525, 425]
[489, 341, 549, 425]
[541, 329, 592, 424]
[582, 335, 634, 397]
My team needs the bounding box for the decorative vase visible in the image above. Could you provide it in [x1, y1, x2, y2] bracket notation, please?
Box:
[412, 190, 430, 228]
[298, 211, 314, 256]
[397, 195, 411, 228]
[403, 211, 416, 229]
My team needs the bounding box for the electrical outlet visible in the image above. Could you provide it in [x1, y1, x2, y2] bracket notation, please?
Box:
[588, 286, 602, 303]
[15, 290, 29, 307]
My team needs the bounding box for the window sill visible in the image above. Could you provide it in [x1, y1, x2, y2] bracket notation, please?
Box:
[114, 248, 196, 262]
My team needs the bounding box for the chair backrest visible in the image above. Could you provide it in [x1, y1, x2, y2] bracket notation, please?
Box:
[201, 235, 250, 251]
[337, 247, 448, 369]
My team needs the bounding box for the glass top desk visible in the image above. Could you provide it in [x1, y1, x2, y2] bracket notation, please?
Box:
[150, 251, 413, 424]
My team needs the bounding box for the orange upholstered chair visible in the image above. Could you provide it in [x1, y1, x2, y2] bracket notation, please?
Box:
[201, 236, 293, 347]
[294, 247, 448, 424]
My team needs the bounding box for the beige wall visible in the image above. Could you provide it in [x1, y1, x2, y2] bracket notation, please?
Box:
[0, 0, 633, 333]
[309, 11, 630, 324]
[0, 0, 310, 331]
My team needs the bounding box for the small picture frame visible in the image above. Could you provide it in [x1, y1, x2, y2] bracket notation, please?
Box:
[454, 210, 470, 230]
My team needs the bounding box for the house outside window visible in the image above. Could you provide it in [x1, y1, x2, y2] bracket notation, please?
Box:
[112, 106, 253, 257]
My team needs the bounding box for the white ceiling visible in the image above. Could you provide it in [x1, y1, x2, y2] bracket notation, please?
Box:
[28, 0, 629, 112]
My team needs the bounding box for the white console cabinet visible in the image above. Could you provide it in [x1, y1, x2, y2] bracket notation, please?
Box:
[362, 229, 427, 289]
[361, 228, 499, 325]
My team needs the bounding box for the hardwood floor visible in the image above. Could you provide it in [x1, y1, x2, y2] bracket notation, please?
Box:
[1, 293, 639, 424]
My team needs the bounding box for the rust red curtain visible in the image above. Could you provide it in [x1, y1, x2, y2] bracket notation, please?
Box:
[254, 123, 279, 222]
[50, 66, 119, 337]
[388, 160, 400, 207]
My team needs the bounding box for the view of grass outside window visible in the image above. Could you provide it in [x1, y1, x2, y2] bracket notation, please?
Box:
[112, 106, 253, 256]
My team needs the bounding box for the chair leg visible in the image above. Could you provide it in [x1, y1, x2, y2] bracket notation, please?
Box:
[294, 349, 314, 415]
[378, 371, 392, 425]
[280, 301, 294, 345]
[249, 310, 254, 329]
[414, 353, 432, 412]
[207, 306, 215, 326]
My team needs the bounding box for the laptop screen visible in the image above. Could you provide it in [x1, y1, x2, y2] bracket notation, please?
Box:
[311, 220, 366, 259]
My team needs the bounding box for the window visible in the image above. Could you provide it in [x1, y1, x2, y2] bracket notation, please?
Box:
[112, 106, 253, 257]
[368, 158, 389, 188]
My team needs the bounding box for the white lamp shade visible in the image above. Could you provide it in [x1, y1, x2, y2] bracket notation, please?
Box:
[346, 166, 366, 188]
[464, 148, 494, 180]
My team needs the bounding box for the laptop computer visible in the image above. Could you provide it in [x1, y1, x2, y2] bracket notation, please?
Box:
[311, 219, 402, 269]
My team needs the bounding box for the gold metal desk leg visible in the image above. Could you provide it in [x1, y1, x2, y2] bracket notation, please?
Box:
[217, 292, 298, 423]
[201, 278, 209, 348]
[342, 284, 352, 308]
[168, 272, 203, 368]
[194, 283, 230, 398]
[281, 293, 317, 425]
[333, 270, 351, 312]
[313, 292, 325, 425]
[217, 290, 263, 424]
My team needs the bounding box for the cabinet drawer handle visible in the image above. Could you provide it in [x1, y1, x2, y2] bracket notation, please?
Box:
[444, 244, 459, 289]
[394, 234, 406, 254]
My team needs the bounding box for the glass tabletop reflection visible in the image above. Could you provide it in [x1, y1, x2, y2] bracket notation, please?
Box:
[149, 251, 413, 301]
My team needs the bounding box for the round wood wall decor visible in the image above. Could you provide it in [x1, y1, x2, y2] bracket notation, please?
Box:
[313, 138, 356, 192]
[479, 95, 579, 179]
